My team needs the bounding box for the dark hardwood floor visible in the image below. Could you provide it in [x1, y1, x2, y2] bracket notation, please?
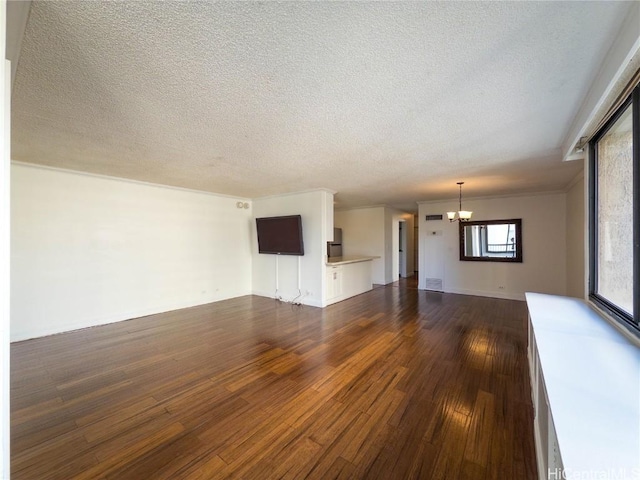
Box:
[11, 279, 537, 479]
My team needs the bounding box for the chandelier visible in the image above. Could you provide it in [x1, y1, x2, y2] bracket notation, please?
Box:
[446, 182, 473, 222]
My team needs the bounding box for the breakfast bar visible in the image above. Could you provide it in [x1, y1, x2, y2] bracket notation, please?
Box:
[325, 256, 378, 305]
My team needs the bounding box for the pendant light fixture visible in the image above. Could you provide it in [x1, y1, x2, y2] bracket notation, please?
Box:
[447, 182, 472, 222]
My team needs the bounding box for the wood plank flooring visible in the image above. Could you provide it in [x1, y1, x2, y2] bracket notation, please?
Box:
[11, 280, 537, 479]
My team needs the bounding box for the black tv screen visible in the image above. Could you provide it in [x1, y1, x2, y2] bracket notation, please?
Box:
[256, 215, 304, 255]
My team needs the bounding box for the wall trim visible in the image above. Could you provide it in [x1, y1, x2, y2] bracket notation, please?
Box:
[253, 188, 337, 201]
[10, 291, 250, 343]
[11, 160, 252, 202]
[417, 189, 566, 205]
[442, 287, 525, 302]
[334, 204, 387, 212]
[251, 290, 322, 308]
[12, 162, 339, 206]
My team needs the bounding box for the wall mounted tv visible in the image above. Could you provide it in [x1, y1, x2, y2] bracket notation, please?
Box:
[256, 215, 305, 256]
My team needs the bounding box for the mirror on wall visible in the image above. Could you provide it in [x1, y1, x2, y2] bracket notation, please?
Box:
[459, 219, 522, 262]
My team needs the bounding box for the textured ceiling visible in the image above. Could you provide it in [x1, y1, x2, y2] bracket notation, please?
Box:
[10, 1, 634, 211]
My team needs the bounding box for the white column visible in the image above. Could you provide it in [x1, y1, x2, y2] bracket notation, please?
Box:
[1, 1, 11, 474]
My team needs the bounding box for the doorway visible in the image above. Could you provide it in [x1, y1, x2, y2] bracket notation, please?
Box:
[399, 220, 407, 278]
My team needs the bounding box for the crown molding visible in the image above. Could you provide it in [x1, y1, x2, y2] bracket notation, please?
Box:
[416, 189, 567, 205]
[11, 161, 252, 201]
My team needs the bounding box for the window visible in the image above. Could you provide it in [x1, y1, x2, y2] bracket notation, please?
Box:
[589, 84, 639, 333]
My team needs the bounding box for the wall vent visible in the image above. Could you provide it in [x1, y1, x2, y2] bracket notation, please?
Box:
[425, 278, 443, 291]
[425, 214, 443, 221]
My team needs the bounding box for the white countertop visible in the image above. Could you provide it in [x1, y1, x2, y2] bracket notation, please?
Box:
[326, 255, 379, 266]
[526, 292, 640, 475]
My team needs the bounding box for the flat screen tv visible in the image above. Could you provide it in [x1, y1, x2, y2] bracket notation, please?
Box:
[256, 215, 304, 255]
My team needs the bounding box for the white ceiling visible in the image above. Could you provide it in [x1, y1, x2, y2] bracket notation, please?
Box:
[9, 1, 634, 211]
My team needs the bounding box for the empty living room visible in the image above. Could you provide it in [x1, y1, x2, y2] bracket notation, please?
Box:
[3, 1, 640, 479]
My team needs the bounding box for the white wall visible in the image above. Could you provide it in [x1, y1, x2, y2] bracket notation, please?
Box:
[1, 44, 10, 480]
[334, 207, 386, 284]
[566, 172, 585, 299]
[251, 189, 333, 307]
[334, 206, 415, 284]
[11, 163, 253, 341]
[418, 193, 567, 300]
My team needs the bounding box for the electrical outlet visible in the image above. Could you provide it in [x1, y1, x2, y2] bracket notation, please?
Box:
[498, 285, 505, 290]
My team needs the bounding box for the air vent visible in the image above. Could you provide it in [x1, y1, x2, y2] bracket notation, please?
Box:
[425, 214, 443, 221]
[425, 278, 443, 291]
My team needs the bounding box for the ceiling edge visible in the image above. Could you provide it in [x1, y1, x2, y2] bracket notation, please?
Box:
[253, 188, 338, 201]
[6, 0, 31, 89]
[334, 204, 387, 212]
[416, 189, 569, 206]
[10, 160, 253, 202]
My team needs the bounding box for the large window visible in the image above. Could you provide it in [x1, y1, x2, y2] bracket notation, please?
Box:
[589, 84, 639, 333]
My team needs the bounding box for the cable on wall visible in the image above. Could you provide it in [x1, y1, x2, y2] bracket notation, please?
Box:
[290, 256, 303, 306]
[274, 255, 280, 301]
[274, 255, 304, 307]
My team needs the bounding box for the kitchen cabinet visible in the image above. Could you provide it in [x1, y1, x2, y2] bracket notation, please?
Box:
[325, 256, 377, 305]
[326, 266, 343, 300]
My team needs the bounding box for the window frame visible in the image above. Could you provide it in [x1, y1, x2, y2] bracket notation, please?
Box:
[588, 84, 640, 334]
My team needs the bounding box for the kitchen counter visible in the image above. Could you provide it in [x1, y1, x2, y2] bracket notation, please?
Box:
[325, 255, 379, 266]
[325, 256, 379, 306]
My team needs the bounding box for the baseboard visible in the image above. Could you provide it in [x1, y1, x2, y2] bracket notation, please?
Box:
[11, 291, 250, 342]
[419, 287, 525, 301]
[251, 290, 323, 308]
